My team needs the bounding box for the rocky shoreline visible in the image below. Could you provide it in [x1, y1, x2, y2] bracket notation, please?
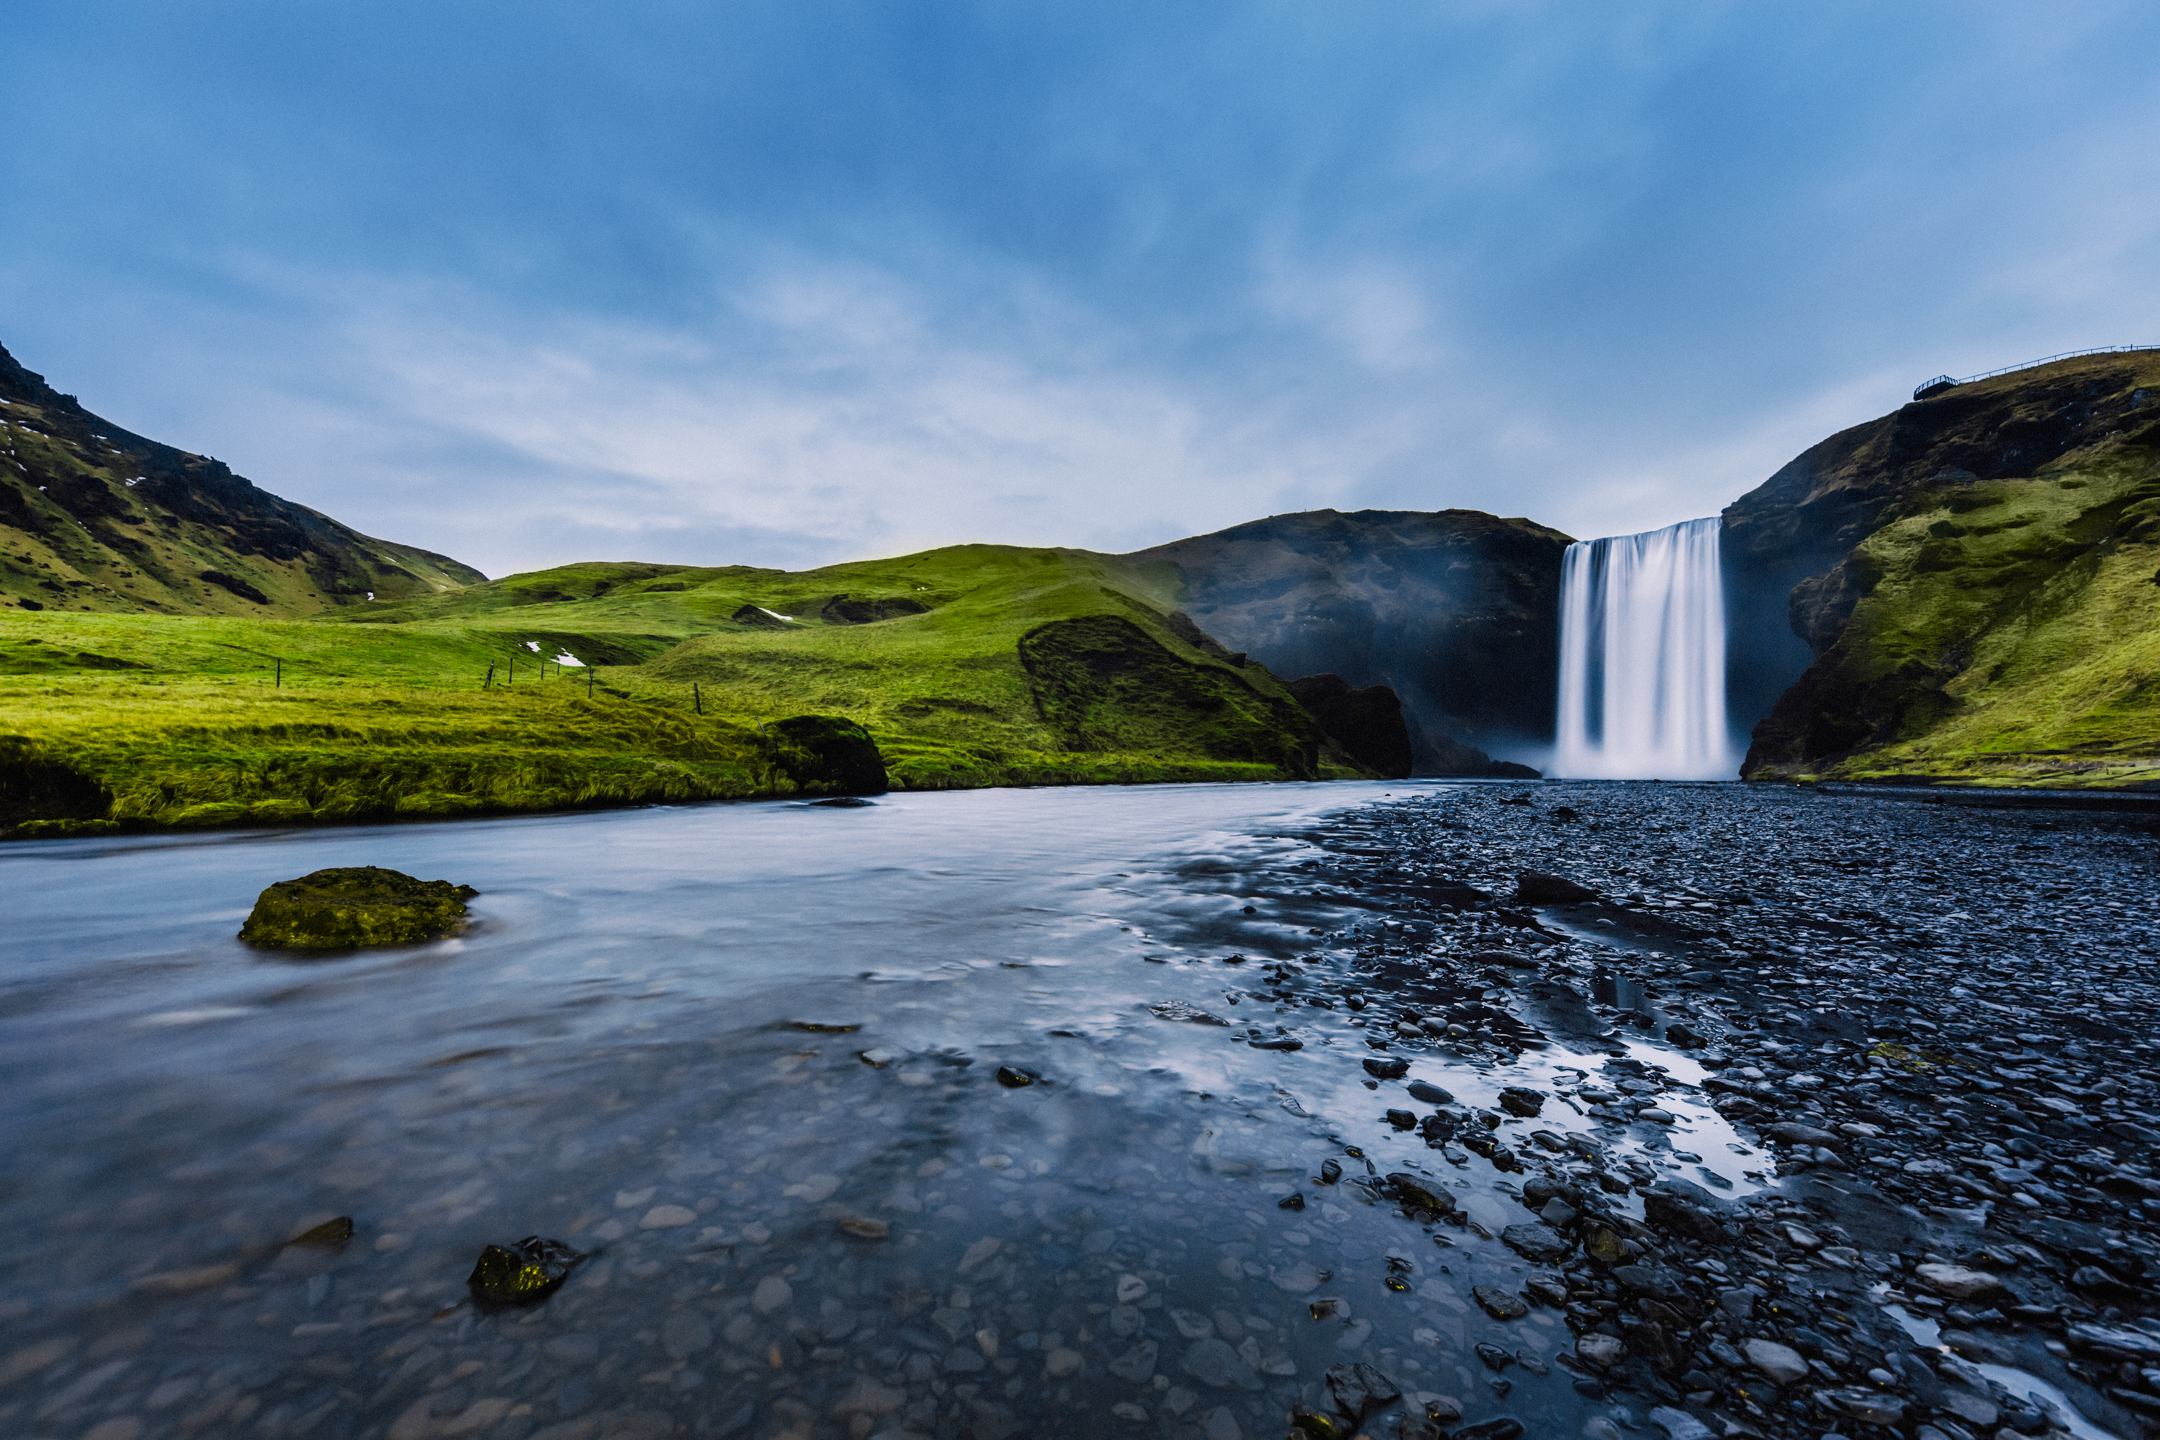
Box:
[1287, 781, 2160, 1440]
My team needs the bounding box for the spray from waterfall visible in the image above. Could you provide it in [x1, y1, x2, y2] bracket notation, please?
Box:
[1553, 517, 1737, 780]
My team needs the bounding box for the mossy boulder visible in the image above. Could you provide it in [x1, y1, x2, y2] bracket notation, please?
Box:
[767, 715, 889, 796]
[239, 866, 478, 949]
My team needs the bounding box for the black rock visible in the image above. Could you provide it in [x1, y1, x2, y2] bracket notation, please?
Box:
[285, 1216, 354, 1249]
[1288, 674, 1416, 780]
[1516, 871, 1597, 905]
[1249, 1034, 1304, 1050]
[1475, 1341, 1515, 1371]
[1318, 1159, 1343, 1185]
[1498, 1086, 1545, 1117]
[467, 1235, 587, 1307]
[995, 1066, 1038, 1088]
[1452, 1418, 1525, 1439]
[1406, 1080, 1454, 1105]
[1610, 1264, 1684, 1300]
[1386, 1173, 1455, 1216]
[1363, 1057, 1410, 1080]
[818, 593, 929, 625]
[1385, 1109, 1417, 1129]
[766, 715, 889, 796]
[1279, 1192, 1306, 1210]
[1324, 1360, 1402, 1422]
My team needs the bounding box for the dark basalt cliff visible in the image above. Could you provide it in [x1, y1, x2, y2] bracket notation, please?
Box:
[0, 340, 483, 615]
[1727, 350, 2160, 784]
[1127, 509, 1573, 774]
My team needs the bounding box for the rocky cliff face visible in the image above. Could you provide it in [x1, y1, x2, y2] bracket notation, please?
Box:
[1728, 350, 2160, 785]
[1127, 509, 1573, 774]
[1723, 352, 2160, 733]
[0, 340, 482, 615]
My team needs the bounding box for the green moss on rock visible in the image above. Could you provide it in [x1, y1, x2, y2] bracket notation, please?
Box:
[239, 865, 478, 950]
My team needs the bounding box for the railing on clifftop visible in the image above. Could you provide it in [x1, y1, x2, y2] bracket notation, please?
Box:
[1914, 344, 2160, 401]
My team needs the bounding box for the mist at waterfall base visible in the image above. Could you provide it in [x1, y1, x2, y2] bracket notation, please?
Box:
[1553, 516, 1742, 781]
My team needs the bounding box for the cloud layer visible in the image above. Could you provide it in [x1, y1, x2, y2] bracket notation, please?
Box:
[5, 1, 2158, 576]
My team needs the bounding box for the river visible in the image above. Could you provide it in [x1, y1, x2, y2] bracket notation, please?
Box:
[1, 782, 1763, 1440]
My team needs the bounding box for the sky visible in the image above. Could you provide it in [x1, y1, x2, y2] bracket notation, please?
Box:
[5, 2, 2159, 580]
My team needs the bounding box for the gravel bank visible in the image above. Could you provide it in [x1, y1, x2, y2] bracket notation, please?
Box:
[1288, 781, 2160, 1440]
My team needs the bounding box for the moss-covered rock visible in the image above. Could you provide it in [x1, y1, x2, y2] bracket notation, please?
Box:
[766, 715, 889, 795]
[238, 865, 478, 949]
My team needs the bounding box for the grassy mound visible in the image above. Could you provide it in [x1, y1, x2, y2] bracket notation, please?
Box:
[0, 545, 1369, 837]
[1743, 419, 2160, 788]
[239, 866, 478, 950]
[1017, 615, 1321, 778]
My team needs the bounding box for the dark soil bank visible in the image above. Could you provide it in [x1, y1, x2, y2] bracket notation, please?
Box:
[1301, 782, 2160, 1440]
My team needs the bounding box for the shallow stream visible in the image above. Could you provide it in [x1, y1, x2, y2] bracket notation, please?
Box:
[1, 782, 1757, 1440]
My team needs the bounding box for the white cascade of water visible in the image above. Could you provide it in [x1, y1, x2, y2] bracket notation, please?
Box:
[1552, 516, 1737, 780]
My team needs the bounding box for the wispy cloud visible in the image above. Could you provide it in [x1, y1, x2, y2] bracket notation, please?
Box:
[4, 2, 2159, 574]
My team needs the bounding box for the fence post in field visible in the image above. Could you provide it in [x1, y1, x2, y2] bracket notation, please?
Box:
[587, 666, 594, 698]
[485, 663, 494, 689]
[694, 682, 702, 715]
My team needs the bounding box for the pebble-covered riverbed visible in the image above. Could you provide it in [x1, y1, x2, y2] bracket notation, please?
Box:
[1, 780, 2155, 1440]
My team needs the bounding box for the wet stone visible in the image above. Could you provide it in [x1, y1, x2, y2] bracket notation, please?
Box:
[660, 1311, 711, 1359]
[1181, 1337, 1259, 1389]
[1741, 1337, 1807, 1385]
[1106, 1338, 1158, 1381]
[1497, 1086, 1545, 1117]
[1471, 1286, 1528, 1320]
[1499, 1223, 1569, 1262]
[466, 1235, 585, 1307]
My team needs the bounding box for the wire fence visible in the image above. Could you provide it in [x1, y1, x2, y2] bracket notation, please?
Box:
[1915, 344, 2160, 400]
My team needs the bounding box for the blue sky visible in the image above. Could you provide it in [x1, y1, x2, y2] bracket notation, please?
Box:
[6, 2, 2158, 578]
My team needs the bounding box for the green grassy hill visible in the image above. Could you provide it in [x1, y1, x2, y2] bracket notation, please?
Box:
[0, 545, 1368, 838]
[1742, 366, 2160, 789]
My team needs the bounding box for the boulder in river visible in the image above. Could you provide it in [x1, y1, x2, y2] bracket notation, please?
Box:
[238, 866, 477, 950]
[467, 1235, 586, 1307]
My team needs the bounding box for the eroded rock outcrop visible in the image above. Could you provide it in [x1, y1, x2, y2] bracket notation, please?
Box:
[1127, 509, 1570, 774]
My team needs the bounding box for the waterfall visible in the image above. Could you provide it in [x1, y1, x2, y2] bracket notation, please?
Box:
[1553, 516, 1736, 780]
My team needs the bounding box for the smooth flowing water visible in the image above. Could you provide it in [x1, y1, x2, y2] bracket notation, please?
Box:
[0, 785, 1752, 1440]
[1553, 517, 1735, 781]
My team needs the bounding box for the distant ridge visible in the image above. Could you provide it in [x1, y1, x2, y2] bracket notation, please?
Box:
[0, 340, 482, 615]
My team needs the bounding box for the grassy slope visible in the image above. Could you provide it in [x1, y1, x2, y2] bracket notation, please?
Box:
[0, 546, 1361, 836]
[1742, 424, 2160, 788]
[1, 390, 480, 617]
